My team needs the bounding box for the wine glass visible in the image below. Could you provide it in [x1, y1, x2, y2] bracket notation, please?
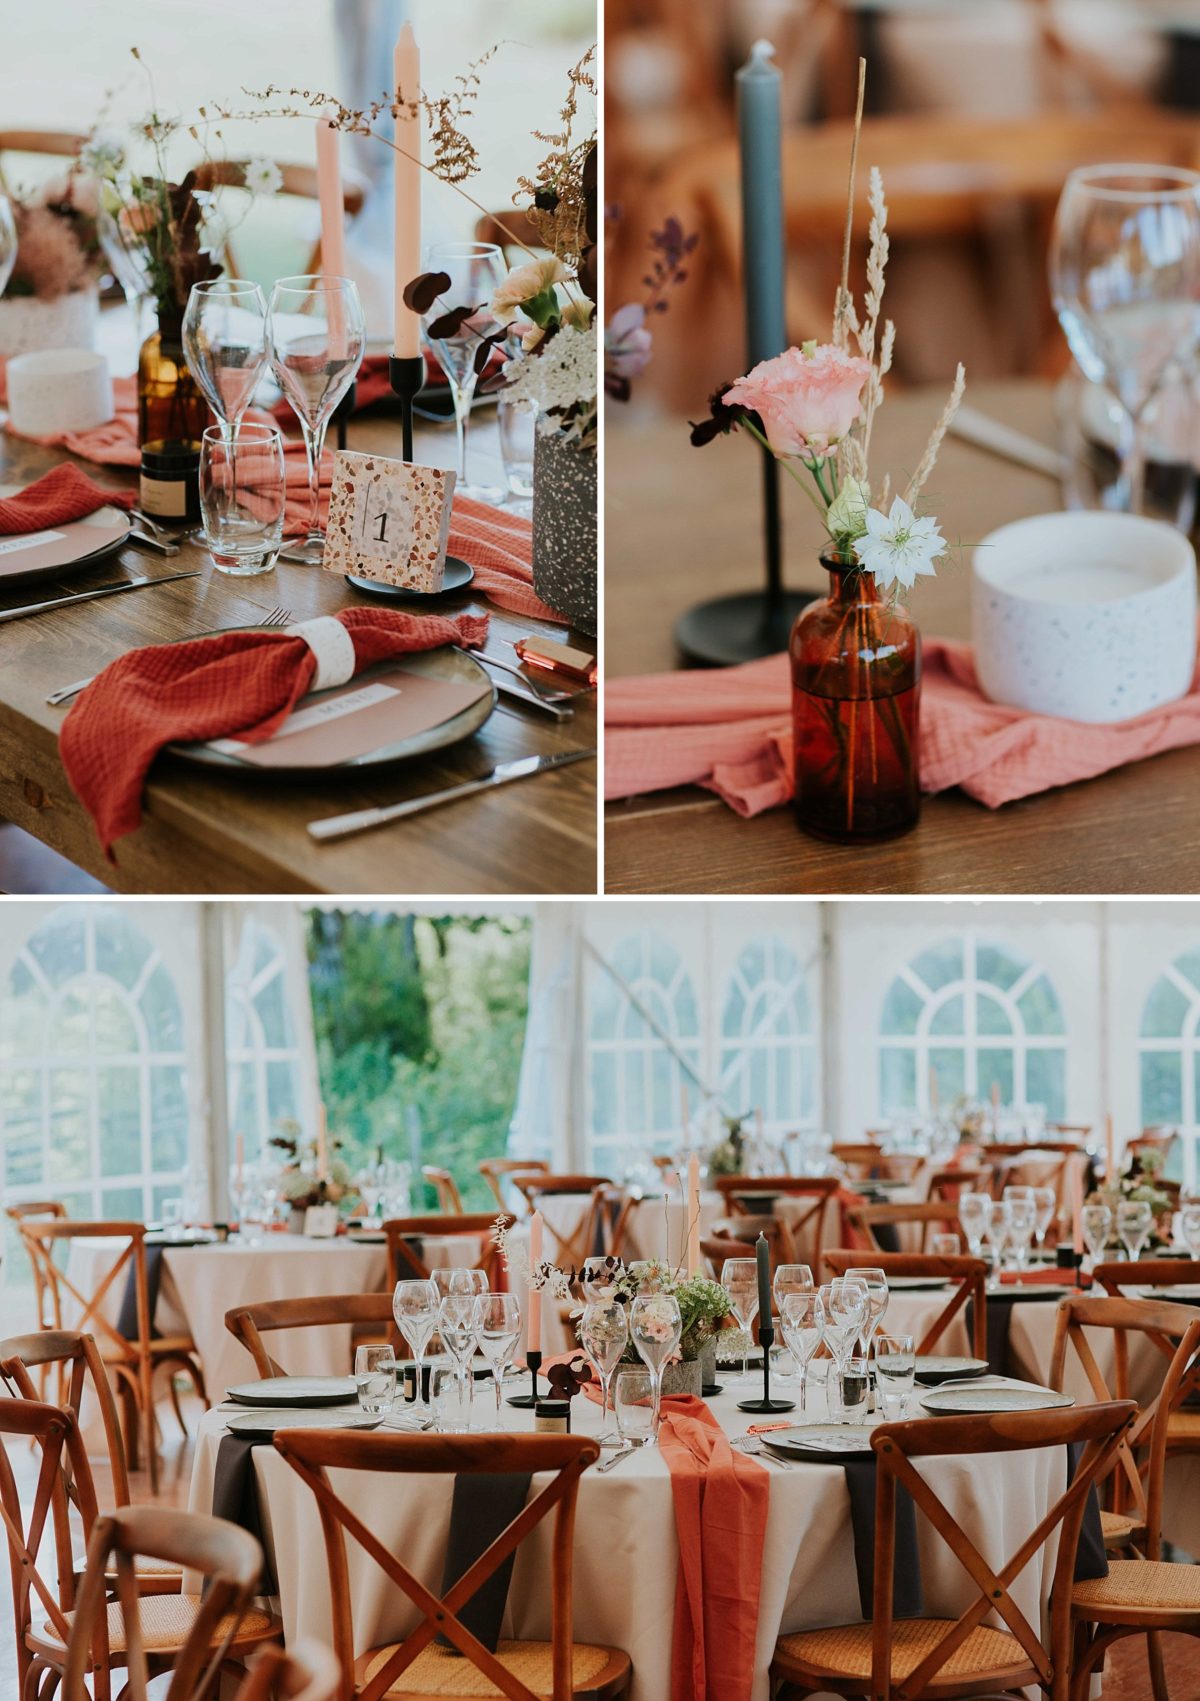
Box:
[581, 1256, 621, 1301]
[228, 1161, 249, 1241]
[845, 1266, 889, 1357]
[421, 241, 507, 502]
[269, 273, 365, 564]
[983, 1199, 1010, 1290]
[437, 1293, 479, 1416]
[580, 1298, 628, 1447]
[432, 1266, 488, 1302]
[1031, 1186, 1057, 1254]
[958, 1190, 989, 1259]
[473, 1291, 522, 1422]
[183, 278, 270, 447]
[720, 1257, 760, 1383]
[1081, 1203, 1112, 1273]
[392, 1278, 439, 1422]
[1117, 1200, 1153, 1263]
[1006, 1197, 1037, 1275]
[820, 1278, 868, 1382]
[1050, 165, 1200, 513]
[772, 1264, 814, 1317]
[779, 1290, 824, 1414]
[0, 195, 16, 299]
[629, 1291, 682, 1445]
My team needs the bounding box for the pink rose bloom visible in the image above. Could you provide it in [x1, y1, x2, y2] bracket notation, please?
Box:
[723, 342, 871, 457]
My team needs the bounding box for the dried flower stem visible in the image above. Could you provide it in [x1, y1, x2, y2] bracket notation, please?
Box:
[904, 362, 966, 507]
[833, 58, 866, 352]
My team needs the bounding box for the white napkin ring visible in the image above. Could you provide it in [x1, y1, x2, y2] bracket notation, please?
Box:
[284, 616, 356, 692]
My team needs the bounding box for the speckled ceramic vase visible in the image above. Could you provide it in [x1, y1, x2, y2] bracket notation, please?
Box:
[532, 431, 597, 635]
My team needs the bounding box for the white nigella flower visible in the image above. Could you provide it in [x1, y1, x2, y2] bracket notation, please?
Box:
[854, 495, 945, 591]
[243, 157, 283, 197]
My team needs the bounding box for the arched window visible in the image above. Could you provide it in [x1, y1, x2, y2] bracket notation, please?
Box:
[0, 907, 188, 1219]
[720, 936, 817, 1131]
[1137, 950, 1200, 1182]
[878, 934, 1067, 1116]
[226, 921, 303, 1160]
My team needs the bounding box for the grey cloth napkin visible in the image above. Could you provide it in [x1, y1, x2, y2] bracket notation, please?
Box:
[209, 1434, 275, 1594]
[117, 1243, 165, 1342]
[843, 1459, 924, 1618]
[436, 1471, 533, 1653]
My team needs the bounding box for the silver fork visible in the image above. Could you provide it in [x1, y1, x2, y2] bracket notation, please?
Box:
[46, 606, 294, 705]
[732, 1435, 798, 1469]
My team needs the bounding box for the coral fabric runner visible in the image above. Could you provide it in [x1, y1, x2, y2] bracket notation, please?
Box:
[0, 462, 135, 533]
[658, 1393, 768, 1701]
[59, 606, 488, 859]
[605, 630, 1200, 811]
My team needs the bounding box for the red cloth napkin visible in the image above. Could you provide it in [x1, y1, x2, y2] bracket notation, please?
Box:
[658, 1393, 769, 1701]
[59, 605, 487, 859]
[0, 463, 135, 534]
[606, 627, 1200, 811]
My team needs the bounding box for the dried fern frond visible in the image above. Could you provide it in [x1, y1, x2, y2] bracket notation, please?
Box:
[904, 362, 966, 506]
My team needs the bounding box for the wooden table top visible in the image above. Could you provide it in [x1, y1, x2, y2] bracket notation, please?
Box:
[0, 405, 596, 895]
[604, 378, 1199, 895]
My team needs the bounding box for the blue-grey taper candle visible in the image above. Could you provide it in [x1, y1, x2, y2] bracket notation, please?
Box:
[737, 39, 787, 368]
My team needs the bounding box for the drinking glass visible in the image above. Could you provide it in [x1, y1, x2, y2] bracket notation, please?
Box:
[393, 1278, 439, 1420]
[183, 278, 270, 446]
[721, 1258, 760, 1383]
[421, 241, 507, 502]
[1006, 1197, 1037, 1274]
[931, 1233, 960, 1258]
[473, 1291, 522, 1421]
[1117, 1200, 1153, 1262]
[629, 1291, 682, 1445]
[983, 1199, 1010, 1289]
[772, 1264, 814, 1318]
[438, 1294, 479, 1405]
[1082, 1203, 1112, 1272]
[845, 1266, 888, 1357]
[0, 195, 16, 298]
[779, 1290, 824, 1414]
[358, 1170, 382, 1220]
[354, 1344, 397, 1416]
[432, 1267, 488, 1302]
[199, 422, 285, 576]
[430, 1365, 473, 1433]
[1032, 1186, 1057, 1253]
[1050, 165, 1200, 514]
[581, 1256, 621, 1302]
[269, 273, 365, 564]
[580, 1298, 628, 1447]
[613, 1367, 655, 1449]
[228, 1162, 249, 1240]
[498, 393, 536, 503]
[820, 1279, 867, 1377]
[834, 1355, 871, 1424]
[958, 1191, 989, 1258]
[1181, 1203, 1200, 1259]
[874, 1333, 915, 1417]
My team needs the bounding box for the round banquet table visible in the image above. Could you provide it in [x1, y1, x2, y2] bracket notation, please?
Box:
[187, 1369, 1082, 1701]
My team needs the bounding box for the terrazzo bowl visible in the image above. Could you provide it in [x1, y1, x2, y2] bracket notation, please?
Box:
[971, 511, 1197, 723]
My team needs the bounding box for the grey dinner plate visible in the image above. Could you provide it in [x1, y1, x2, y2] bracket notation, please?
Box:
[226, 1376, 358, 1408]
[0, 495, 132, 585]
[921, 1382, 1074, 1415]
[914, 1355, 989, 1385]
[226, 1407, 383, 1440]
[765, 1424, 877, 1459]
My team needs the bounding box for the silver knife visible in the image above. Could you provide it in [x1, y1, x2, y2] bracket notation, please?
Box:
[307, 746, 597, 842]
[0, 570, 200, 626]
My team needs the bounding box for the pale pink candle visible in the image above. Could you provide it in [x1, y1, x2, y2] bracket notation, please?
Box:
[315, 118, 347, 280]
[527, 1210, 543, 1354]
[1071, 1157, 1084, 1255]
[316, 1105, 329, 1182]
[392, 22, 422, 359]
[686, 1154, 701, 1276]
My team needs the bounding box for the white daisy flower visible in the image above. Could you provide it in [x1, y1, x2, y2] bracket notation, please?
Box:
[243, 157, 283, 197]
[854, 495, 945, 591]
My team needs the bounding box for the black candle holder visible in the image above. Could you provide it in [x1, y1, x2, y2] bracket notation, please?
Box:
[388, 354, 425, 463]
[332, 379, 357, 452]
[737, 1322, 795, 1415]
[674, 448, 816, 666]
[506, 1348, 542, 1409]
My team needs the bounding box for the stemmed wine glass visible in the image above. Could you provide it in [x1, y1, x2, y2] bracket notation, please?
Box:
[393, 1278, 439, 1424]
[0, 195, 17, 298]
[820, 1277, 868, 1391]
[1050, 165, 1200, 514]
[473, 1292, 522, 1422]
[1117, 1200, 1153, 1263]
[983, 1199, 1010, 1290]
[228, 1161, 249, 1241]
[432, 1266, 488, 1302]
[779, 1290, 825, 1414]
[1005, 1196, 1037, 1274]
[438, 1293, 480, 1416]
[629, 1291, 682, 1445]
[581, 1256, 621, 1301]
[1031, 1186, 1057, 1255]
[721, 1258, 760, 1384]
[580, 1298, 628, 1447]
[1081, 1203, 1112, 1273]
[269, 274, 365, 563]
[772, 1264, 814, 1313]
[845, 1266, 889, 1358]
[958, 1190, 989, 1260]
[421, 241, 507, 502]
[183, 279, 270, 446]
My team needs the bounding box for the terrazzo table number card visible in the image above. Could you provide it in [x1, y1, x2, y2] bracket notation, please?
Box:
[323, 450, 457, 591]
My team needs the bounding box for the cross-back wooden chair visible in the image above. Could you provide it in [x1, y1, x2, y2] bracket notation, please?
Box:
[477, 1158, 549, 1216]
[771, 1400, 1134, 1701]
[226, 1293, 400, 1376]
[233, 1642, 342, 1701]
[509, 1176, 614, 1270]
[925, 1167, 990, 1208]
[420, 1167, 464, 1214]
[846, 1198, 962, 1254]
[383, 1214, 512, 1289]
[59, 1504, 280, 1701]
[273, 1428, 631, 1700]
[700, 1221, 792, 1287]
[7, 1201, 70, 1337]
[1093, 1258, 1200, 1468]
[832, 1144, 924, 1185]
[712, 1176, 838, 1270]
[1049, 1294, 1200, 1559]
[190, 159, 367, 276]
[0, 1328, 181, 1595]
[824, 1249, 988, 1358]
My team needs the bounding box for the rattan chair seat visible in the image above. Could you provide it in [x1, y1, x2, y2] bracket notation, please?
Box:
[355, 1638, 632, 1697]
[29, 1596, 278, 1659]
[1099, 1510, 1145, 1548]
[773, 1618, 1030, 1688]
[1167, 1410, 1200, 1440]
[1073, 1559, 1200, 1621]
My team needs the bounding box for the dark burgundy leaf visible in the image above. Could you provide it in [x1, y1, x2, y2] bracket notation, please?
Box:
[402, 270, 451, 314]
[426, 302, 480, 340]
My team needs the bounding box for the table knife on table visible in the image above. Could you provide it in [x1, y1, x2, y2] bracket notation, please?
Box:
[0, 570, 200, 626]
[307, 747, 597, 842]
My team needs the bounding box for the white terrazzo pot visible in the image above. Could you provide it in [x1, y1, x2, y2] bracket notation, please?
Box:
[971, 510, 1197, 723]
[0, 286, 98, 358]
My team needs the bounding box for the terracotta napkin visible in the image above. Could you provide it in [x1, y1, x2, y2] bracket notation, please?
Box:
[60, 606, 488, 858]
[658, 1392, 769, 1701]
[606, 627, 1200, 811]
[0, 462, 135, 534]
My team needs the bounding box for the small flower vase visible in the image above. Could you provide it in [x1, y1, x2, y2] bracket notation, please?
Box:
[532, 430, 597, 636]
[659, 1357, 703, 1399]
[0, 284, 99, 358]
[789, 554, 921, 842]
[286, 1207, 307, 1235]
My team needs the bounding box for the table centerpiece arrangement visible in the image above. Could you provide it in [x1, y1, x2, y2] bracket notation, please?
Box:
[267, 1118, 360, 1230]
[0, 165, 103, 355]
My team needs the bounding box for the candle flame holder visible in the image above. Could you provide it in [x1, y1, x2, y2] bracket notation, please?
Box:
[737, 1321, 795, 1415]
[506, 1348, 543, 1409]
[388, 355, 425, 464]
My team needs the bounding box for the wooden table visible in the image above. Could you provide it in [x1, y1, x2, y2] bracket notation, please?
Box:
[605, 378, 1200, 894]
[0, 407, 595, 894]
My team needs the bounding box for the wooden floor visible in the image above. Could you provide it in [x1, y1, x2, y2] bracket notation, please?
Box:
[0, 1392, 1193, 1701]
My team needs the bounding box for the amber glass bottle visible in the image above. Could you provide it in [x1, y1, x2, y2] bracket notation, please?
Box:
[137, 308, 209, 449]
[789, 555, 921, 842]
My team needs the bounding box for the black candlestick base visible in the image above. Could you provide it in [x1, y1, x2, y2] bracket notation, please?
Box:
[332, 379, 357, 452]
[674, 588, 816, 667]
[388, 354, 425, 463]
[506, 1350, 542, 1409]
[736, 1326, 795, 1413]
[737, 1396, 797, 1414]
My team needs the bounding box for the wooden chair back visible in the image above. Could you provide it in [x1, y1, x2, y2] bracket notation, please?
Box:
[62, 1505, 265, 1701]
[477, 1157, 548, 1215]
[824, 1250, 988, 1357]
[382, 1214, 512, 1288]
[275, 1429, 600, 1701]
[700, 1221, 791, 1285]
[233, 1643, 341, 1701]
[847, 1198, 961, 1254]
[925, 1167, 989, 1207]
[7, 1201, 69, 1331]
[1127, 1129, 1180, 1171]
[226, 1294, 399, 1378]
[190, 158, 367, 275]
[712, 1175, 838, 1267]
[593, 1184, 639, 1261]
[420, 1166, 464, 1214]
[867, 1401, 1134, 1697]
[0, 1329, 132, 1509]
[832, 1144, 924, 1185]
[473, 208, 549, 263]
[1094, 1258, 1200, 1298]
[509, 1175, 613, 1268]
[1048, 1294, 1200, 1542]
[12, 1220, 150, 1366]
